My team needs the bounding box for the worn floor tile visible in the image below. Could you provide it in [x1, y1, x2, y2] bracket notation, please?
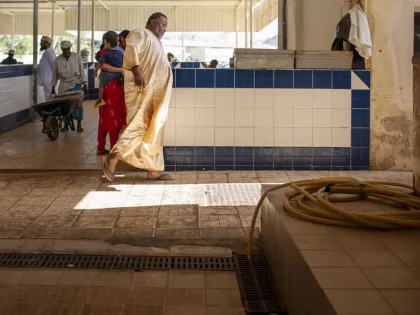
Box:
[46, 286, 92, 303]
[0, 269, 27, 285]
[94, 271, 133, 287]
[58, 270, 99, 287]
[20, 270, 62, 286]
[126, 287, 166, 305]
[123, 305, 164, 315]
[88, 287, 129, 304]
[82, 303, 124, 315]
[164, 305, 206, 315]
[204, 272, 239, 290]
[166, 289, 205, 306]
[168, 271, 205, 289]
[131, 271, 169, 288]
[205, 289, 242, 307]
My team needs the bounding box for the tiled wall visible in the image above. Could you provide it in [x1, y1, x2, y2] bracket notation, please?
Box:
[85, 65, 371, 171]
[0, 65, 39, 133]
[165, 69, 370, 171]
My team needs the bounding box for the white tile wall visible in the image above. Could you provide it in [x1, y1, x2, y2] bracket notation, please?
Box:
[164, 126, 176, 145]
[176, 89, 195, 107]
[168, 88, 353, 148]
[235, 89, 254, 108]
[215, 127, 234, 146]
[235, 127, 254, 146]
[0, 76, 32, 118]
[255, 89, 274, 108]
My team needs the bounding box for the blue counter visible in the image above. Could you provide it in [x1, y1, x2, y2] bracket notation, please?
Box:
[0, 65, 36, 133]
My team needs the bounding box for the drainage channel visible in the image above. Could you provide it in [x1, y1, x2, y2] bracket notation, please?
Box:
[0, 252, 286, 314]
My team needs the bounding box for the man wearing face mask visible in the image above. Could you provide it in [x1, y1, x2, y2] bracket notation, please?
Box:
[102, 12, 173, 181]
[51, 40, 87, 132]
[38, 36, 56, 101]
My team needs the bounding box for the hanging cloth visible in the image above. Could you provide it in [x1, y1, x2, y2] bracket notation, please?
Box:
[348, 4, 372, 59]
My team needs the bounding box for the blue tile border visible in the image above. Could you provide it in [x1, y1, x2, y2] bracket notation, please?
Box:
[0, 65, 33, 79]
[163, 146, 369, 171]
[0, 108, 33, 134]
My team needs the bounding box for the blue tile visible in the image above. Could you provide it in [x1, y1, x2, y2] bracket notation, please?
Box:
[313, 166, 332, 170]
[313, 157, 331, 167]
[332, 166, 351, 171]
[313, 70, 332, 89]
[274, 157, 293, 167]
[274, 165, 293, 170]
[215, 147, 234, 165]
[171, 62, 179, 68]
[293, 166, 313, 171]
[293, 147, 313, 166]
[181, 62, 194, 69]
[215, 69, 235, 88]
[313, 148, 332, 157]
[196, 69, 215, 88]
[255, 165, 274, 170]
[352, 90, 370, 109]
[255, 70, 274, 88]
[354, 70, 370, 88]
[351, 147, 370, 167]
[216, 165, 235, 171]
[332, 148, 351, 167]
[274, 70, 293, 88]
[175, 69, 195, 88]
[163, 146, 176, 165]
[351, 166, 369, 170]
[351, 129, 370, 147]
[333, 70, 351, 89]
[294, 70, 313, 89]
[175, 147, 195, 165]
[254, 147, 273, 166]
[196, 165, 215, 171]
[196, 147, 214, 166]
[352, 109, 370, 128]
[273, 147, 293, 157]
[193, 62, 201, 68]
[235, 165, 254, 171]
[235, 70, 254, 88]
[235, 147, 254, 165]
[165, 165, 175, 172]
[176, 165, 196, 171]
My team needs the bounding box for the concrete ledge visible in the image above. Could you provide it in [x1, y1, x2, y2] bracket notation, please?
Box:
[260, 184, 420, 315]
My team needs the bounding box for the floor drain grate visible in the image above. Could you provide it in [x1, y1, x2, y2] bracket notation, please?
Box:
[0, 253, 235, 271]
[234, 254, 286, 315]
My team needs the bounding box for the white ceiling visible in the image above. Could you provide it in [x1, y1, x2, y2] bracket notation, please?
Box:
[0, 0, 248, 14]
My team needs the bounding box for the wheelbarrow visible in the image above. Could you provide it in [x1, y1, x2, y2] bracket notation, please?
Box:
[32, 90, 84, 141]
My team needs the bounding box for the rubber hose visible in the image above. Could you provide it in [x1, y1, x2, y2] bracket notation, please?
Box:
[247, 176, 420, 259]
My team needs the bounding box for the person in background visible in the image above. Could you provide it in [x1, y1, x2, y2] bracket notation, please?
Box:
[207, 59, 218, 68]
[38, 36, 56, 101]
[167, 52, 175, 62]
[1, 50, 17, 65]
[102, 12, 173, 181]
[118, 30, 130, 52]
[80, 48, 89, 63]
[95, 31, 124, 108]
[51, 41, 87, 132]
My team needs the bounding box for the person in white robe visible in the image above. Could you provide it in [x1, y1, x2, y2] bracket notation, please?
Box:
[102, 12, 173, 181]
[51, 41, 87, 132]
[38, 36, 56, 101]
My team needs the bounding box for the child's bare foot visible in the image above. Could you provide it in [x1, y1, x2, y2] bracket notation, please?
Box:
[94, 99, 106, 108]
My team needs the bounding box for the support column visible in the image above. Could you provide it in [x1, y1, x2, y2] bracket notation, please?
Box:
[413, 53, 420, 195]
[235, 8, 238, 48]
[250, 0, 253, 48]
[77, 0, 81, 53]
[33, 0, 39, 106]
[51, 3, 55, 43]
[11, 15, 15, 48]
[245, 0, 248, 48]
[91, 0, 95, 61]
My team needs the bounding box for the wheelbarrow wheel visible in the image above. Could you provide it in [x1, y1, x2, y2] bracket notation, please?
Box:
[45, 115, 59, 141]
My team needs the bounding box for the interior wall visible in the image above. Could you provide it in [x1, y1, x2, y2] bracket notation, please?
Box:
[366, 0, 418, 170]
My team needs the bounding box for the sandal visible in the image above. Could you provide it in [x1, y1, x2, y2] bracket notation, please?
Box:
[77, 127, 84, 132]
[147, 172, 173, 181]
[102, 157, 115, 182]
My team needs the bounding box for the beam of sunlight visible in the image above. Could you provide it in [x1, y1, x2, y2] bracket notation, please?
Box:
[72, 181, 288, 210]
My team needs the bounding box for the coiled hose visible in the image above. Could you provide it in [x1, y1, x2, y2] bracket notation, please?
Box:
[247, 176, 420, 259]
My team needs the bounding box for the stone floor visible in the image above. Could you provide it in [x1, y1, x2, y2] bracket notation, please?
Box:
[0, 101, 108, 170]
[0, 269, 243, 315]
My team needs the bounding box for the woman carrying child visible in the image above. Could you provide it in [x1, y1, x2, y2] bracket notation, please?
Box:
[95, 31, 126, 155]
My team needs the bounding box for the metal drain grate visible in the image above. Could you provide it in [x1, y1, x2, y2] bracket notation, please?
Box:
[0, 253, 234, 271]
[234, 254, 286, 315]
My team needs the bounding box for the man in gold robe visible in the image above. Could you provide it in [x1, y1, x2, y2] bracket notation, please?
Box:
[103, 12, 173, 181]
